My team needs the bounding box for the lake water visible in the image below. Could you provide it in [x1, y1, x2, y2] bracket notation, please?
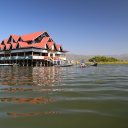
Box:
[0, 65, 128, 128]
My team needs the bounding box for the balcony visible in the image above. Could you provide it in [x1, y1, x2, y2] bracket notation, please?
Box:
[0, 56, 46, 60]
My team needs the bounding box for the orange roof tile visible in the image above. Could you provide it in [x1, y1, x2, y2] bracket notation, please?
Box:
[11, 42, 18, 49]
[47, 42, 54, 49]
[42, 37, 50, 42]
[56, 44, 61, 51]
[0, 32, 66, 52]
[18, 41, 32, 48]
[4, 39, 8, 43]
[5, 43, 11, 50]
[33, 42, 47, 49]
[2, 39, 8, 44]
[11, 34, 19, 42]
[21, 32, 43, 41]
[32, 37, 49, 49]
[0, 44, 5, 50]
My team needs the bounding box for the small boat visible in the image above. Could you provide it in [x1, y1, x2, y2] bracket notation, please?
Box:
[90, 63, 97, 66]
[55, 64, 73, 67]
[80, 63, 87, 68]
[79, 62, 97, 68]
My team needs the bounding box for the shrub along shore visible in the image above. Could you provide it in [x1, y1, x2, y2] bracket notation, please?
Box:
[87, 56, 128, 64]
[97, 61, 128, 64]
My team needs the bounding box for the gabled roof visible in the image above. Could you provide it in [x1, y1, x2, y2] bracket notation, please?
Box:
[33, 41, 47, 49]
[0, 31, 66, 52]
[56, 44, 61, 51]
[33, 37, 50, 49]
[47, 41, 54, 49]
[11, 34, 19, 42]
[11, 42, 18, 49]
[32, 37, 49, 48]
[21, 32, 43, 41]
[5, 43, 11, 50]
[1, 39, 8, 44]
[0, 44, 5, 50]
[18, 41, 31, 48]
[4, 39, 8, 44]
[42, 37, 50, 43]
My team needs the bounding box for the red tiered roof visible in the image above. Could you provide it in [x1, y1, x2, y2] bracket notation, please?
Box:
[47, 42, 54, 49]
[56, 44, 61, 51]
[11, 42, 18, 49]
[5, 43, 11, 50]
[21, 32, 43, 41]
[18, 41, 31, 48]
[32, 37, 49, 49]
[0, 44, 5, 50]
[11, 34, 19, 42]
[2, 39, 8, 44]
[0, 31, 67, 52]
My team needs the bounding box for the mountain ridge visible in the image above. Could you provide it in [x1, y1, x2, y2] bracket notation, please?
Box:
[66, 53, 128, 61]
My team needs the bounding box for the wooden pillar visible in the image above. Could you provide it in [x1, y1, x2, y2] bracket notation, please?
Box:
[40, 60, 41, 66]
[27, 59, 28, 67]
[32, 52, 33, 67]
[47, 61, 48, 67]
[32, 60, 33, 67]
[44, 61, 45, 66]
[36, 60, 37, 67]
[4, 54, 5, 64]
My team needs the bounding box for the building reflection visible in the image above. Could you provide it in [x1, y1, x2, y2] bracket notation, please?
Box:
[0, 66, 63, 87]
[0, 97, 54, 104]
[32, 67, 62, 86]
[0, 66, 65, 117]
[7, 111, 58, 117]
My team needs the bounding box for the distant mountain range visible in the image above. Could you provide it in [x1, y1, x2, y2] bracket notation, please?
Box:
[114, 54, 128, 61]
[66, 54, 128, 61]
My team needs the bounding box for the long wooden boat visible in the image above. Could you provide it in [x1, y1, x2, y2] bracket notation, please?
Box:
[90, 63, 97, 66]
[79, 63, 98, 68]
[55, 64, 73, 67]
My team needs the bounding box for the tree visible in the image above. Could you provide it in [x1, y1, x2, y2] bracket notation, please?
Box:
[89, 56, 119, 62]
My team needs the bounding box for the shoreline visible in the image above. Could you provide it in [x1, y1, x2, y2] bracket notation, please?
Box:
[98, 62, 128, 64]
[86, 61, 128, 65]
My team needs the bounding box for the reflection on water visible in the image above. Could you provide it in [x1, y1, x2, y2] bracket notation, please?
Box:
[0, 97, 54, 104]
[0, 88, 32, 92]
[0, 66, 62, 87]
[7, 111, 58, 117]
[0, 66, 62, 119]
[0, 65, 128, 128]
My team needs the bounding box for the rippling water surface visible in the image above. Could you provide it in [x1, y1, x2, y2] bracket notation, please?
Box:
[0, 65, 128, 128]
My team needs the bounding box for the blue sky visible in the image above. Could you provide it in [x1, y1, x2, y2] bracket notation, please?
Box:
[0, 0, 128, 55]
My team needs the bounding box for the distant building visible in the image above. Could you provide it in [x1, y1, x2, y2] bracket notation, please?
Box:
[0, 31, 67, 66]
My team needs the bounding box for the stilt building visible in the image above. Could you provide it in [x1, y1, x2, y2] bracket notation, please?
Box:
[0, 31, 67, 66]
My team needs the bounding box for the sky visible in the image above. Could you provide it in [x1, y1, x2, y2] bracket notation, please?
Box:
[0, 0, 128, 55]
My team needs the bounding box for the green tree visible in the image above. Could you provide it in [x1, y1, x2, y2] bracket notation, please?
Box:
[89, 56, 119, 62]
